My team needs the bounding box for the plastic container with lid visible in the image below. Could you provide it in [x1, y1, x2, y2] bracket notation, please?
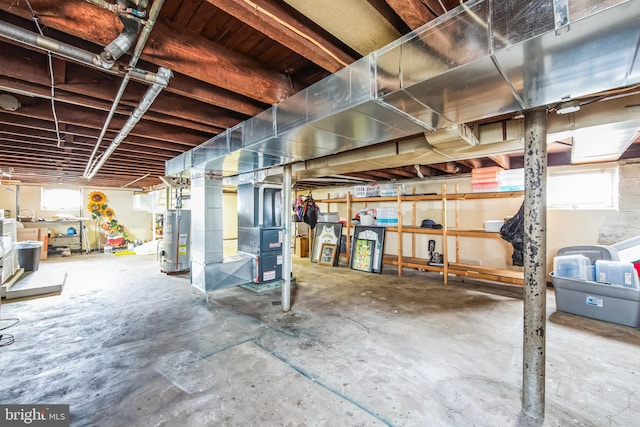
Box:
[595, 260, 639, 288]
[554, 254, 592, 281]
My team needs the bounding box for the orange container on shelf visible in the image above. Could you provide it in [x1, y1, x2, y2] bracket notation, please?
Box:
[471, 166, 503, 178]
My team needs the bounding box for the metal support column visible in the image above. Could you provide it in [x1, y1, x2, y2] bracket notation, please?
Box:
[281, 164, 292, 311]
[522, 108, 548, 421]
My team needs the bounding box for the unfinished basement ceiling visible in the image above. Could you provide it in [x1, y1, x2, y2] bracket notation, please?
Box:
[0, 0, 639, 190]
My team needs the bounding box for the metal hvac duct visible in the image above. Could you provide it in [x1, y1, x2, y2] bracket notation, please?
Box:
[168, 0, 640, 178]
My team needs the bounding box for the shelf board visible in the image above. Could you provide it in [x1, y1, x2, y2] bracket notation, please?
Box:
[448, 262, 524, 285]
[446, 191, 524, 200]
[383, 254, 398, 265]
[383, 255, 444, 272]
[317, 196, 398, 203]
[400, 194, 441, 201]
[395, 225, 443, 235]
[447, 228, 503, 238]
[318, 191, 522, 203]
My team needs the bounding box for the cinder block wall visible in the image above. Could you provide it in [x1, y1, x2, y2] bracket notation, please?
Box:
[598, 160, 640, 244]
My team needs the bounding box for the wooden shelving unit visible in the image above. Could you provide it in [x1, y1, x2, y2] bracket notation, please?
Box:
[316, 185, 524, 286]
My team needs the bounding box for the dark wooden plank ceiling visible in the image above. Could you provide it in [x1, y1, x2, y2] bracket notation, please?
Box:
[0, 0, 635, 190]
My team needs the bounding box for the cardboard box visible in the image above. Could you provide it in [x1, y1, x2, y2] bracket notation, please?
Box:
[295, 222, 309, 237]
[37, 227, 48, 260]
[295, 237, 308, 258]
[17, 228, 38, 242]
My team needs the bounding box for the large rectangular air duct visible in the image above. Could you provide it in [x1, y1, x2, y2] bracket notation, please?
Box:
[168, 0, 639, 178]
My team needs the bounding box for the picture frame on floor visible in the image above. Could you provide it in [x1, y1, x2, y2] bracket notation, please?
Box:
[351, 225, 385, 273]
[311, 222, 342, 265]
[350, 238, 375, 272]
[317, 243, 337, 267]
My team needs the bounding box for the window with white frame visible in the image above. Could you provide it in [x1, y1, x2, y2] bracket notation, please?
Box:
[41, 188, 82, 211]
[547, 167, 618, 210]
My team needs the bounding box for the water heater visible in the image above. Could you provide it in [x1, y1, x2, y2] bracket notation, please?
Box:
[160, 209, 190, 274]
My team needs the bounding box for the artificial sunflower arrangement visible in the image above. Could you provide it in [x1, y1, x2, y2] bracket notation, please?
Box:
[102, 218, 129, 241]
[87, 190, 129, 244]
[87, 191, 108, 219]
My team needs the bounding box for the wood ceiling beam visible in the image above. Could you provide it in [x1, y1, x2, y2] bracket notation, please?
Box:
[366, 0, 411, 34]
[0, 44, 233, 132]
[0, 153, 166, 173]
[0, 116, 195, 151]
[0, 12, 264, 117]
[0, 141, 171, 163]
[0, 156, 165, 176]
[5, 173, 156, 188]
[361, 170, 396, 180]
[0, 102, 208, 146]
[0, 133, 180, 158]
[457, 158, 483, 170]
[205, 0, 355, 72]
[165, 72, 265, 116]
[399, 165, 430, 178]
[0, 1, 297, 104]
[0, 75, 223, 135]
[489, 155, 511, 169]
[384, 0, 437, 30]
[0, 163, 163, 177]
[346, 172, 379, 181]
[3, 164, 161, 181]
[413, 165, 434, 178]
[384, 167, 416, 178]
[429, 162, 460, 174]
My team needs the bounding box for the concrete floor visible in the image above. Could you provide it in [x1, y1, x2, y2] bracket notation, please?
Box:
[1, 252, 639, 426]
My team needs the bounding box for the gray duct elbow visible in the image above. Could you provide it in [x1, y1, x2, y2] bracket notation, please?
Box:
[100, 1, 142, 68]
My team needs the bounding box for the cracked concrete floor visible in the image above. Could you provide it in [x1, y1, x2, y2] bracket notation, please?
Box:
[1, 252, 639, 426]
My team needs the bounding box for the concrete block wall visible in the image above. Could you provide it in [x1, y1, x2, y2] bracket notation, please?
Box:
[598, 160, 640, 245]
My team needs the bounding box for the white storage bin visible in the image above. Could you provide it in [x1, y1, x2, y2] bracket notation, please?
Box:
[354, 185, 378, 198]
[376, 207, 398, 219]
[552, 274, 640, 327]
[595, 260, 639, 288]
[554, 255, 592, 281]
[484, 220, 504, 232]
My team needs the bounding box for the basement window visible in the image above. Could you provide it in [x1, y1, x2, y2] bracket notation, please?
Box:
[41, 188, 82, 211]
[547, 167, 618, 210]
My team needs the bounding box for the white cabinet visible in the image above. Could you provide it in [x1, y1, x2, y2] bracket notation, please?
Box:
[1, 219, 18, 284]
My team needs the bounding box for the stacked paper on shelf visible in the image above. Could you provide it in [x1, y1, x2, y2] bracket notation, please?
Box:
[376, 206, 398, 227]
[380, 183, 406, 197]
[498, 168, 524, 191]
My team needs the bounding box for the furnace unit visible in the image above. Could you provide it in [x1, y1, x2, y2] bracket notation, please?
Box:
[237, 183, 283, 283]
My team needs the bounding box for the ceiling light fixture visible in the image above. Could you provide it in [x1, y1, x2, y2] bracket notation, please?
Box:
[556, 100, 581, 114]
